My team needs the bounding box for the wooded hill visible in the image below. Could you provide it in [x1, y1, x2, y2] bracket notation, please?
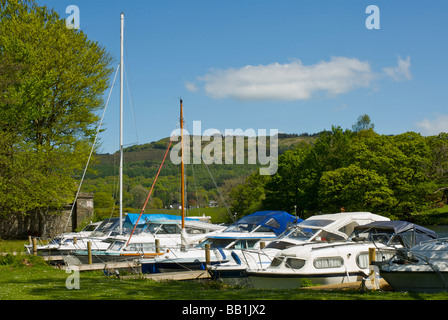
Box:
[81, 133, 315, 221]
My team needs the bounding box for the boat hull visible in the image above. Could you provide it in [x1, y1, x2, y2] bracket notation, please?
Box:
[140, 259, 228, 274]
[247, 271, 366, 289]
[380, 268, 448, 293]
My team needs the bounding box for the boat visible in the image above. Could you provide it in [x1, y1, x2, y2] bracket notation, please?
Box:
[24, 221, 101, 256]
[138, 210, 299, 274]
[208, 211, 389, 285]
[379, 237, 448, 293]
[25, 218, 121, 256]
[70, 217, 225, 264]
[246, 220, 438, 289]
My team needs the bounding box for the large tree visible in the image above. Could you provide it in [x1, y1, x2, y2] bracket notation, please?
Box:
[0, 0, 112, 237]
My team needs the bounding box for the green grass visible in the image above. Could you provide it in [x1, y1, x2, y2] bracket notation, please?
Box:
[1, 253, 448, 301]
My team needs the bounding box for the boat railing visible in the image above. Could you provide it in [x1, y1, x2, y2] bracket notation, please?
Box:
[239, 248, 276, 270]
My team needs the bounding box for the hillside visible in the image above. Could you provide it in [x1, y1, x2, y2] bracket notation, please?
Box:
[81, 133, 315, 219]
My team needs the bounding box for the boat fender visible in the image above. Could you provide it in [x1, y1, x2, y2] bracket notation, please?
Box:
[231, 251, 242, 265]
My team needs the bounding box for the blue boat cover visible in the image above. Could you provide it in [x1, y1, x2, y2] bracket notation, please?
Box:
[123, 213, 199, 229]
[235, 211, 301, 236]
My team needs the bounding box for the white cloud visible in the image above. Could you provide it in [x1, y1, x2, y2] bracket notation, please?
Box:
[382, 56, 412, 81]
[416, 114, 448, 135]
[196, 57, 376, 101]
[184, 81, 198, 92]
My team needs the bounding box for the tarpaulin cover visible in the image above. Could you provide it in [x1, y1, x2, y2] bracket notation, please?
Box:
[354, 220, 438, 248]
[235, 211, 301, 236]
[123, 213, 199, 229]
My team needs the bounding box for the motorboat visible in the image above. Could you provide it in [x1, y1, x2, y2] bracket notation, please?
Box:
[138, 211, 300, 274]
[209, 211, 389, 285]
[246, 220, 438, 289]
[379, 237, 448, 293]
[69, 217, 225, 264]
[24, 221, 101, 255]
[25, 218, 121, 256]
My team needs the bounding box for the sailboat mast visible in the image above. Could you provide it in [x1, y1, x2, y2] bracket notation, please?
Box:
[119, 12, 124, 235]
[180, 99, 185, 230]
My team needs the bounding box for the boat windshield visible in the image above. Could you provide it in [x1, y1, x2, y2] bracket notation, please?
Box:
[223, 223, 275, 234]
[277, 226, 315, 241]
[349, 228, 401, 246]
[146, 223, 180, 235]
[197, 238, 235, 249]
[107, 240, 125, 251]
[196, 238, 260, 249]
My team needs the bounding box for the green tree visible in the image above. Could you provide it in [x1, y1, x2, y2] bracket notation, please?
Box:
[0, 0, 112, 237]
[229, 172, 270, 219]
[352, 114, 375, 132]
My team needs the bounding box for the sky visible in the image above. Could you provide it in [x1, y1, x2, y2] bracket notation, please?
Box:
[36, 0, 448, 154]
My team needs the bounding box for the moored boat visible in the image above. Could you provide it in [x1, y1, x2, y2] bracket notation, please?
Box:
[246, 220, 438, 289]
[209, 211, 389, 285]
[138, 210, 299, 273]
[379, 238, 448, 293]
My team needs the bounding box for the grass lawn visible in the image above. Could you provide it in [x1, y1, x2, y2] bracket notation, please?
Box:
[1, 253, 448, 301]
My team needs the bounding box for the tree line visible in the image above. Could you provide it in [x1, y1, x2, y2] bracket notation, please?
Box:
[230, 116, 448, 223]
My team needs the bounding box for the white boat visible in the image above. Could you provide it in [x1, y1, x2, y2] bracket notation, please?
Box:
[24, 218, 120, 256]
[138, 210, 299, 274]
[246, 221, 438, 289]
[209, 211, 389, 285]
[69, 217, 225, 264]
[379, 238, 448, 293]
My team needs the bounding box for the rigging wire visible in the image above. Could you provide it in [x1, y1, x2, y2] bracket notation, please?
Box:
[64, 64, 120, 232]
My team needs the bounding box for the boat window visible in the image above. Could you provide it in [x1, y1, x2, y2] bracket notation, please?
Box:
[264, 218, 280, 230]
[126, 242, 156, 251]
[185, 227, 206, 234]
[299, 219, 333, 228]
[313, 257, 343, 269]
[265, 241, 296, 250]
[357, 251, 396, 269]
[316, 230, 346, 242]
[108, 241, 125, 251]
[197, 238, 234, 249]
[285, 258, 306, 270]
[270, 257, 284, 267]
[338, 222, 359, 237]
[82, 224, 98, 232]
[356, 252, 370, 269]
[146, 223, 180, 234]
[232, 240, 259, 250]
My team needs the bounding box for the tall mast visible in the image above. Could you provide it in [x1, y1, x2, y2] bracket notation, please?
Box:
[180, 99, 185, 230]
[119, 12, 124, 235]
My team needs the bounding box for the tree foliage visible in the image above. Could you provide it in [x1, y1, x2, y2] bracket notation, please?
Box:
[0, 0, 112, 236]
[231, 117, 448, 220]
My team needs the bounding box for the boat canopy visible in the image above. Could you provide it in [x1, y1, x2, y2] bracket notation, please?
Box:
[353, 221, 438, 248]
[123, 213, 199, 229]
[228, 211, 301, 236]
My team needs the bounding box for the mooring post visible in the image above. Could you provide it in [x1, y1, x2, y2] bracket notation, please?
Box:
[155, 239, 160, 255]
[87, 241, 92, 264]
[205, 243, 211, 270]
[32, 238, 37, 256]
[260, 241, 266, 249]
[368, 247, 376, 266]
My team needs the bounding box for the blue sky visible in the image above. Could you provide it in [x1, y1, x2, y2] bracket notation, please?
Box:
[37, 0, 448, 154]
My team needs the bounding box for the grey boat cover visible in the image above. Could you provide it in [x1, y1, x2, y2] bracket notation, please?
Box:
[354, 221, 438, 248]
